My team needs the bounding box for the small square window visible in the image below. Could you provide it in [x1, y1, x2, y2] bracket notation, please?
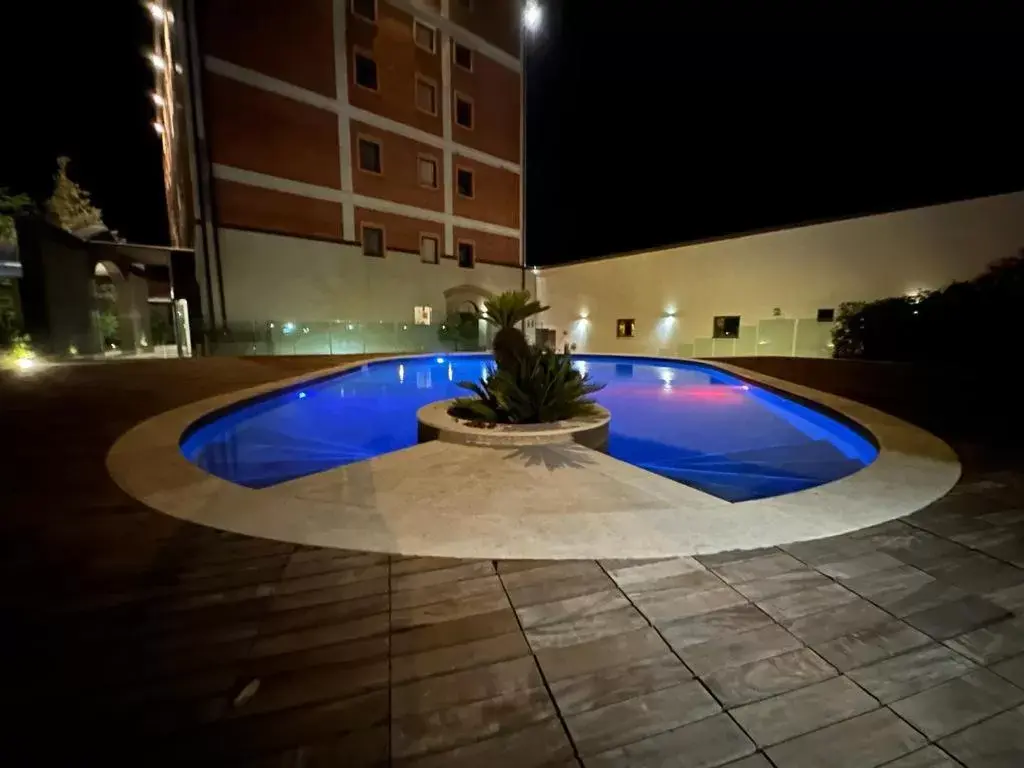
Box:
[415, 76, 437, 115]
[453, 42, 473, 71]
[414, 306, 432, 325]
[713, 315, 740, 339]
[420, 234, 439, 264]
[817, 308, 835, 322]
[616, 319, 636, 338]
[413, 19, 436, 52]
[354, 51, 378, 90]
[457, 240, 475, 269]
[358, 137, 382, 173]
[417, 155, 438, 188]
[454, 93, 474, 129]
[456, 167, 474, 198]
[352, 0, 376, 22]
[362, 225, 384, 257]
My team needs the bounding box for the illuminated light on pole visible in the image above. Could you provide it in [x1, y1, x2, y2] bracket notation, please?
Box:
[151, 92, 165, 106]
[147, 2, 166, 22]
[147, 52, 166, 70]
[523, 1, 542, 32]
[153, 121, 166, 135]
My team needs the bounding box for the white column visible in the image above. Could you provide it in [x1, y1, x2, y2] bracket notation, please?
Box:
[333, 0, 356, 241]
[440, 0, 454, 256]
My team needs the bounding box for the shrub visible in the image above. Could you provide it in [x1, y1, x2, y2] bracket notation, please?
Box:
[450, 347, 603, 424]
[470, 290, 548, 372]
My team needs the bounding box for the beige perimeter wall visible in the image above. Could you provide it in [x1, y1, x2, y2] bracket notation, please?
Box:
[536, 191, 1024, 358]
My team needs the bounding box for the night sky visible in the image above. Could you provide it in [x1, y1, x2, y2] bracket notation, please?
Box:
[5, 2, 1021, 267]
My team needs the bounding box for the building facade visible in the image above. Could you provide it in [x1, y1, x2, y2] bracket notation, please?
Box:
[536, 191, 1024, 358]
[167, 0, 530, 353]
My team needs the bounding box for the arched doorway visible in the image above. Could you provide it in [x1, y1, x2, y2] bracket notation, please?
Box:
[441, 284, 493, 351]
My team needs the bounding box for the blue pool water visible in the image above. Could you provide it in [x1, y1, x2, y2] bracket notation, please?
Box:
[181, 355, 877, 502]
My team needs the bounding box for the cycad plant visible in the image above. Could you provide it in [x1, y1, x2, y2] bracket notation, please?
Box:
[451, 290, 603, 424]
[471, 290, 548, 372]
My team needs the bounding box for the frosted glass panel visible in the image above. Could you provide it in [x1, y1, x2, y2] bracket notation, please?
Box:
[693, 338, 713, 357]
[755, 318, 796, 356]
[677, 343, 695, 358]
[712, 338, 736, 357]
[794, 319, 833, 358]
[734, 326, 757, 356]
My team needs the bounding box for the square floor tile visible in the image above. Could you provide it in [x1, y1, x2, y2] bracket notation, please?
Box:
[890, 669, 1024, 740]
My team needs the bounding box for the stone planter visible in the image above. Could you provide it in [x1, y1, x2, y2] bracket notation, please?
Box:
[416, 399, 611, 451]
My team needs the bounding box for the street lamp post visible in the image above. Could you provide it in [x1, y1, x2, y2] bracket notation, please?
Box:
[520, 2, 542, 301]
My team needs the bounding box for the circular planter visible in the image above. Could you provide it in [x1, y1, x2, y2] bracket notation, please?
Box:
[417, 398, 611, 452]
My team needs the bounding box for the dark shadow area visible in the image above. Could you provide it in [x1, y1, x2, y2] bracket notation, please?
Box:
[500, 442, 597, 471]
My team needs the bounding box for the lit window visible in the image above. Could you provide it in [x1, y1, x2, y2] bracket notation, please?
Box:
[354, 51, 378, 90]
[418, 155, 438, 188]
[415, 75, 437, 115]
[362, 225, 384, 257]
[352, 0, 376, 22]
[817, 308, 835, 322]
[454, 93, 474, 129]
[456, 167, 474, 198]
[713, 315, 740, 339]
[420, 234, 439, 264]
[617, 319, 636, 338]
[413, 19, 436, 53]
[358, 137, 382, 173]
[414, 306, 432, 325]
[453, 42, 473, 71]
[457, 240, 475, 269]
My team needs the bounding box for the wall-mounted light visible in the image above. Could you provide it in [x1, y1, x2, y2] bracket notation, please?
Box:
[531, 267, 540, 275]
[578, 309, 589, 320]
[147, 3, 167, 22]
[151, 92, 165, 107]
[152, 121, 165, 135]
[147, 52, 166, 70]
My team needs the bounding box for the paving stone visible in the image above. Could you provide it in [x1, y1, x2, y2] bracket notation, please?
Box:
[991, 653, 1024, 688]
[391, 591, 511, 630]
[884, 536, 975, 570]
[917, 552, 1024, 593]
[255, 724, 389, 767]
[611, 568, 726, 596]
[391, 656, 544, 717]
[275, 566, 391, 596]
[730, 675, 876, 747]
[525, 606, 649, 651]
[390, 561, 494, 591]
[585, 712, 755, 768]
[764, 707, 926, 768]
[227, 659, 389, 717]
[696, 546, 780, 568]
[703, 647, 836, 707]
[659, 603, 775, 650]
[389, 574, 505, 611]
[566, 681, 721, 756]
[879, 581, 972, 619]
[906, 511, 996, 538]
[246, 634, 389, 676]
[946, 617, 1024, 664]
[710, 552, 807, 584]
[783, 597, 892, 644]
[399, 718, 575, 767]
[757, 583, 858, 622]
[391, 631, 530, 683]
[842, 565, 935, 600]
[681, 624, 804, 676]
[880, 746, 960, 767]
[516, 589, 631, 629]
[987, 582, 1024, 613]
[392, 685, 556, 759]
[505, 570, 616, 609]
[719, 756, 773, 768]
[606, 558, 705, 590]
[847, 644, 977, 703]
[904, 595, 1011, 640]
[890, 668, 1024, 739]
[282, 551, 387, 579]
[258, 593, 390, 636]
[782, 536, 878, 565]
[634, 586, 748, 623]
[732, 569, 834, 601]
[938, 707, 1024, 768]
[535, 626, 671, 682]
[980, 509, 1024, 527]
[818, 552, 906, 580]
[249, 612, 389, 657]
[813, 619, 931, 671]
[268, 577, 390, 611]
[502, 561, 606, 590]
[390, 556, 481, 576]
[391, 608, 520, 655]
[550, 653, 692, 715]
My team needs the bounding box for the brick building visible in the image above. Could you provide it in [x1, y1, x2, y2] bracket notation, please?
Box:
[163, 0, 531, 349]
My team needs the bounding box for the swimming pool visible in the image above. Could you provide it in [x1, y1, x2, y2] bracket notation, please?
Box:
[181, 355, 877, 502]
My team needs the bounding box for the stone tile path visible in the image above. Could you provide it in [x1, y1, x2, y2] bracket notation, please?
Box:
[3, 358, 1024, 766]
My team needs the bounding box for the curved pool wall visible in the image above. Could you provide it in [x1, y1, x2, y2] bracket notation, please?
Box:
[180, 354, 878, 502]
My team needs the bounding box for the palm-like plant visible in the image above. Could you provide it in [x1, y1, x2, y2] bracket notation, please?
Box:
[451, 348, 603, 424]
[469, 290, 549, 371]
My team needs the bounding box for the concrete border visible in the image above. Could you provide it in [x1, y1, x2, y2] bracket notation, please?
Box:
[106, 352, 962, 559]
[417, 399, 611, 451]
